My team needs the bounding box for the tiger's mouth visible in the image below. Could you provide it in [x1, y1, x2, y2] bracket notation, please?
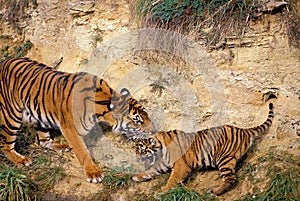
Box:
[140, 153, 156, 170]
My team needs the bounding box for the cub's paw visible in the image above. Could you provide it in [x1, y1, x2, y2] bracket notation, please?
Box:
[86, 170, 104, 183]
[132, 175, 141, 182]
[132, 174, 152, 182]
[208, 185, 222, 196]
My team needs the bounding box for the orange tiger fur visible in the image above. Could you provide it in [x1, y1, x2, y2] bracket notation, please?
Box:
[133, 103, 274, 195]
[0, 57, 155, 183]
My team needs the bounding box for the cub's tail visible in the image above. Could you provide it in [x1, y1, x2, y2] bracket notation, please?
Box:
[248, 102, 274, 137]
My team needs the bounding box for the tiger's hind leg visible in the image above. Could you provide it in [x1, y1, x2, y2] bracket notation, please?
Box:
[0, 110, 32, 167]
[157, 158, 191, 193]
[210, 157, 238, 196]
[22, 111, 71, 153]
[36, 129, 71, 153]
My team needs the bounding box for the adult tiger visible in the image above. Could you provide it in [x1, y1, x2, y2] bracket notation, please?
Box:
[133, 102, 274, 195]
[0, 57, 155, 183]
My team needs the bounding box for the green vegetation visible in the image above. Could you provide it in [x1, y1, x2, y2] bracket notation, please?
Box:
[0, 149, 68, 200]
[0, 40, 33, 62]
[133, 0, 300, 48]
[102, 166, 135, 189]
[35, 166, 66, 192]
[1, 133, 299, 200]
[91, 166, 135, 201]
[238, 169, 300, 200]
[237, 149, 300, 201]
[0, 125, 68, 200]
[0, 165, 36, 201]
[158, 184, 219, 201]
[159, 184, 202, 201]
[133, 0, 261, 47]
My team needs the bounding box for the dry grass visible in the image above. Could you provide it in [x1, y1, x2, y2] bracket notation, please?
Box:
[131, 0, 295, 49]
[285, 0, 300, 48]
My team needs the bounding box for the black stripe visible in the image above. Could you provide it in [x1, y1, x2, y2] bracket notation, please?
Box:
[79, 117, 90, 132]
[5, 140, 17, 145]
[95, 111, 110, 118]
[80, 76, 98, 92]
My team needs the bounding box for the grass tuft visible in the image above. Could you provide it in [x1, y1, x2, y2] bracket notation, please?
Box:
[102, 166, 135, 189]
[133, 0, 262, 47]
[240, 169, 300, 201]
[0, 165, 36, 201]
[35, 165, 66, 191]
[159, 184, 202, 201]
[132, 0, 295, 48]
[236, 149, 300, 201]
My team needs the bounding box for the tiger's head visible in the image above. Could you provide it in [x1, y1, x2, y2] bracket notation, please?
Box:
[134, 136, 161, 169]
[110, 88, 156, 138]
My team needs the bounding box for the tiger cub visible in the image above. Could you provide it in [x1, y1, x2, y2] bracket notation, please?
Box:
[133, 103, 274, 195]
[0, 57, 155, 183]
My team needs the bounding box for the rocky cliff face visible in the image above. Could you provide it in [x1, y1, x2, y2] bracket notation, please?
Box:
[0, 0, 299, 200]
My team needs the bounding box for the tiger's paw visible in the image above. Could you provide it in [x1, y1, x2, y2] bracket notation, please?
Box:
[15, 156, 32, 168]
[53, 143, 72, 153]
[209, 178, 237, 196]
[132, 174, 152, 182]
[85, 170, 104, 183]
[5, 150, 32, 168]
[39, 138, 71, 153]
[208, 185, 223, 196]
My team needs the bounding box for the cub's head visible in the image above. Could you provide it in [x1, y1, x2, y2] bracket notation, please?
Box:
[134, 137, 160, 169]
[111, 88, 156, 138]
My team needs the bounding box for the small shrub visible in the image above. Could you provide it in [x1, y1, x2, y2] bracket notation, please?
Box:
[133, 0, 261, 47]
[0, 165, 36, 201]
[15, 40, 33, 57]
[0, 40, 33, 62]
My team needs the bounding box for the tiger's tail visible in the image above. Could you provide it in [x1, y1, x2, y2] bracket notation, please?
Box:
[248, 102, 274, 136]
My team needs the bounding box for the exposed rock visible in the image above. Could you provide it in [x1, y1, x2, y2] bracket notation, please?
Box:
[69, 0, 95, 17]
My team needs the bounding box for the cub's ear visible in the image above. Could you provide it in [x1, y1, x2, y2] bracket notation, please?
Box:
[132, 136, 138, 142]
[149, 137, 156, 146]
[120, 88, 130, 98]
[131, 136, 141, 143]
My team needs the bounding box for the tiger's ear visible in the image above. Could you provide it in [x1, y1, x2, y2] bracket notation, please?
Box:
[109, 103, 115, 110]
[120, 88, 130, 98]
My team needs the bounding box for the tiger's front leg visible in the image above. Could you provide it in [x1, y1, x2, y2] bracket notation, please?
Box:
[61, 125, 103, 183]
